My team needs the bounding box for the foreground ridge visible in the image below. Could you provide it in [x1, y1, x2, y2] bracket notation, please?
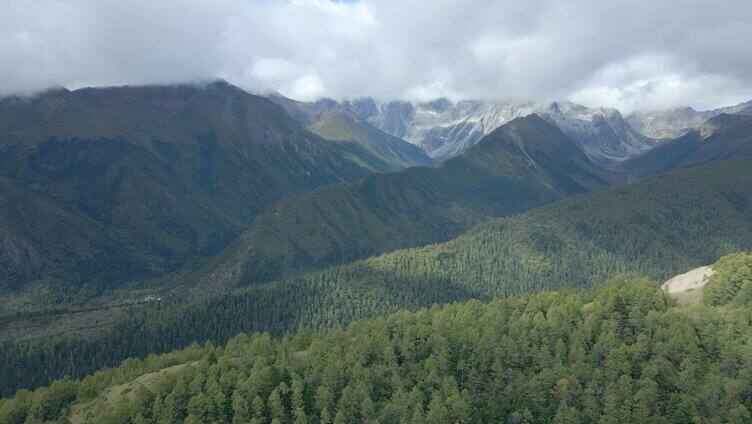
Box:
[3, 252, 752, 423]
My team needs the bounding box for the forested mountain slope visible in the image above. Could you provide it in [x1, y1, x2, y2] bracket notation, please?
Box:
[3, 156, 751, 397]
[5, 253, 752, 423]
[0, 176, 141, 292]
[0, 81, 383, 305]
[195, 114, 614, 289]
[621, 113, 752, 176]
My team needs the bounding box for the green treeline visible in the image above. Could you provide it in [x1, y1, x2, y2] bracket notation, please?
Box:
[2, 157, 752, 398]
[4, 252, 752, 423]
[0, 343, 206, 423]
[704, 252, 752, 306]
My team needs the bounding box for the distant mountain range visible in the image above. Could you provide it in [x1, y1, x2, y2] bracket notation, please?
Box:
[268, 93, 434, 171]
[622, 113, 752, 176]
[276, 94, 752, 167]
[626, 100, 752, 139]
[282, 96, 660, 166]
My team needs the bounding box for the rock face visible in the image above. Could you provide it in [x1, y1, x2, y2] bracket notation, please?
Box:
[298, 97, 658, 167]
[542, 102, 656, 167]
[368, 99, 537, 161]
[626, 100, 752, 139]
[661, 265, 715, 306]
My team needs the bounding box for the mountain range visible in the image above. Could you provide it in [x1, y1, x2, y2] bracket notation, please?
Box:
[2, 81, 751, 307]
[280, 94, 752, 167]
[622, 112, 752, 176]
[3, 80, 752, 403]
[291, 96, 660, 166]
[626, 99, 752, 139]
[268, 93, 433, 170]
[0, 81, 393, 304]
[194, 114, 614, 289]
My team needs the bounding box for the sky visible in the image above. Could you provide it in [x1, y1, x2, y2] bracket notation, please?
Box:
[2, 0, 752, 113]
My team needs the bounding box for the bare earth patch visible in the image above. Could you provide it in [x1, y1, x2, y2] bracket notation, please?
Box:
[661, 266, 714, 306]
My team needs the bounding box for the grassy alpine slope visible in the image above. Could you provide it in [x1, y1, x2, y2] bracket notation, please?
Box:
[268, 92, 434, 171]
[2, 156, 751, 397]
[4, 253, 752, 423]
[308, 111, 434, 171]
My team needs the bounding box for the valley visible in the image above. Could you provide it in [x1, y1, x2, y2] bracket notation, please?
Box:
[3, 152, 752, 397]
[2, 82, 752, 421]
[5, 3, 752, 422]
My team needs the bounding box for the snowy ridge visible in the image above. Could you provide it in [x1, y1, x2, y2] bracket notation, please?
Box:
[272, 93, 751, 167]
[338, 98, 656, 167]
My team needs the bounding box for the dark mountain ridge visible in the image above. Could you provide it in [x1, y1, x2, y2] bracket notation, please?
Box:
[0, 81, 382, 303]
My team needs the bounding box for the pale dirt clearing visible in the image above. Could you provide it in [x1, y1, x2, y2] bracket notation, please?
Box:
[661, 265, 714, 306]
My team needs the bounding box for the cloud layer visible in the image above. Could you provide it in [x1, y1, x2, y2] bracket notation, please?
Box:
[2, 0, 752, 112]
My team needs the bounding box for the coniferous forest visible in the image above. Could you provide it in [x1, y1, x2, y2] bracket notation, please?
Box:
[3, 253, 752, 423]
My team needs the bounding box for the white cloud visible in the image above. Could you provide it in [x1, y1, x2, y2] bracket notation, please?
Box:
[1, 0, 751, 110]
[287, 74, 326, 100]
[249, 58, 297, 82]
[569, 54, 752, 113]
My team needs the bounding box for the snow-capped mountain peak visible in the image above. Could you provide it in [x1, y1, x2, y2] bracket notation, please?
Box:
[335, 98, 656, 167]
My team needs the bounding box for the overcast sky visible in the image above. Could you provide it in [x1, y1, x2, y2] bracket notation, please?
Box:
[3, 0, 752, 113]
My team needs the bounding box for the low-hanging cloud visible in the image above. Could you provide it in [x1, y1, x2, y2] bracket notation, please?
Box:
[2, 0, 751, 112]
